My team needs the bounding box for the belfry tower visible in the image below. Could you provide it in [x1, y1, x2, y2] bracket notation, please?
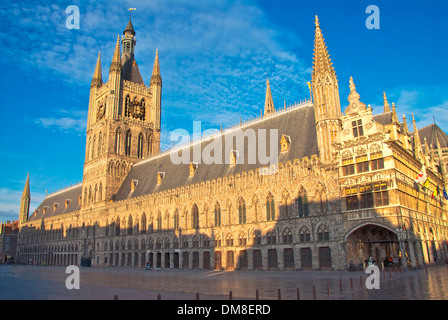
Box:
[311, 16, 342, 163]
[81, 17, 162, 207]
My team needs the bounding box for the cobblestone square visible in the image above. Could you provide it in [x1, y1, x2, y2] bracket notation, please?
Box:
[1, 264, 447, 300]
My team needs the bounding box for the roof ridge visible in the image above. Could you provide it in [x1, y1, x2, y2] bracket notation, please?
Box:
[134, 99, 313, 168]
[45, 183, 82, 199]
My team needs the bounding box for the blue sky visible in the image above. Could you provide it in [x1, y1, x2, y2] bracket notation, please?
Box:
[1, 0, 447, 221]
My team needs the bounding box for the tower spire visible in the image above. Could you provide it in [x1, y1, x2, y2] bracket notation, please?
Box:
[151, 49, 161, 82]
[19, 173, 30, 224]
[311, 16, 342, 163]
[91, 52, 102, 88]
[312, 15, 335, 78]
[264, 77, 275, 116]
[383, 91, 391, 113]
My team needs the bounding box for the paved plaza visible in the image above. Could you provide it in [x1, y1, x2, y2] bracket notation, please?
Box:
[0, 264, 447, 300]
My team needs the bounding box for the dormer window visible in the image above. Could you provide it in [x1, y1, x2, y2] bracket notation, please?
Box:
[157, 172, 165, 185]
[352, 120, 364, 138]
[53, 203, 59, 211]
[65, 200, 71, 209]
[78, 195, 82, 205]
[189, 162, 198, 177]
[43, 206, 49, 215]
[131, 179, 138, 192]
[229, 150, 238, 166]
[281, 135, 291, 153]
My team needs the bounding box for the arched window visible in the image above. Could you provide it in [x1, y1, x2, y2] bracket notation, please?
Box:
[125, 130, 132, 156]
[281, 189, 291, 218]
[115, 128, 122, 155]
[140, 99, 146, 121]
[141, 213, 147, 233]
[192, 204, 199, 229]
[316, 183, 328, 215]
[266, 192, 275, 221]
[157, 212, 162, 232]
[87, 137, 91, 161]
[282, 228, 293, 243]
[98, 182, 102, 202]
[252, 195, 259, 222]
[127, 215, 133, 235]
[115, 217, 120, 236]
[296, 187, 309, 218]
[214, 202, 221, 227]
[137, 133, 144, 159]
[98, 132, 102, 156]
[238, 197, 246, 224]
[92, 135, 96, 159]
[148, 135, 154, 157]
[317, 224, 330, 241]
[124, 95, 131, 117]
[299, 226, 311, 243]
[266, 230, 276, 244]
[173, 209, 179, 231]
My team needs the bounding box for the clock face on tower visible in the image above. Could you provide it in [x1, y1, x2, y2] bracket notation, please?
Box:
[126, 98, 145, 121]
[96, 103, 106, 121]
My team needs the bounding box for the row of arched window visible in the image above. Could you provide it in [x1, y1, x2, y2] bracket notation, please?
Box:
[102, 189, 319, 235]
[115, 128, 154, 159]
[83, 183, 103, 205]
[86, 131, 104, 162]
[97, 224, 331, 252]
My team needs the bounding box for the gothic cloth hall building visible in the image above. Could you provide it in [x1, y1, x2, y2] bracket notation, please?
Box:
[16, 17, 448, 271]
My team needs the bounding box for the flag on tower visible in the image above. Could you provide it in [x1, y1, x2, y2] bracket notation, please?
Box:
[444, 189, 448, 200]
[414, 165, 427, 184]
[432, 188, 437, 199]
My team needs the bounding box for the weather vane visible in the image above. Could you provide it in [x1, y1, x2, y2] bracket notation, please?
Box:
[128, 7, 136, 18]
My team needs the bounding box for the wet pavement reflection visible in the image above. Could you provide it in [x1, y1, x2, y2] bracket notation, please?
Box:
[1, 265, 447, 300]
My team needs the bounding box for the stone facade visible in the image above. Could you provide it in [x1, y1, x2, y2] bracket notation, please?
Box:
[16, 16, 448, 271]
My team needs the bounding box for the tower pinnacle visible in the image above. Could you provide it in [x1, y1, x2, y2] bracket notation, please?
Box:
[110, 35, 122, 73]
[264, 78, 275, 116]
[383, 91, 391, 113]
[91, 52, 102, 88]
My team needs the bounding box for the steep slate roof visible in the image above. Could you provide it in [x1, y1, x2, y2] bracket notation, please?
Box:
[28, 185, 82, 222]
[415, 123, 448, 149]
[372, 111, 394, 126]
[122, 57, 145, 85]
[115, 103, 318, 201]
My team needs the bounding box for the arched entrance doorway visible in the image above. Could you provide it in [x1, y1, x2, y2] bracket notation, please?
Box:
[345, 223, 400, 269]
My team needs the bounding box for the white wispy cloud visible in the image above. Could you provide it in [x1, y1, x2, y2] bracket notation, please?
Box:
[31, 109, 87, 133]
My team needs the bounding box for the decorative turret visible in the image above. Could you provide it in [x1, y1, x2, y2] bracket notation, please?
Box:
[150, 49, 162, 133]
[383, 91, 391, 113]
[412, 113, 424, 161]
[91, 52, 102, 88]
[264, 78, 275, 116]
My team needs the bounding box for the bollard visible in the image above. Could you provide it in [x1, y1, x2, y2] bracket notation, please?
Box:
[312, 285, 316, 300]
[327, 282, 330, 296]
[297, 288, 301, 300]
[196, 293, 200, 300]
[350, 277, 353, 289]
[278, 289, 281, 300]
[360, 275, 363, 286]
[114, 295, 118, 300]
[157, 294, 161, 300]
[256, 289, 259, 300]
[339, 279, 343, 292]
[229, 291, 233, 300]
